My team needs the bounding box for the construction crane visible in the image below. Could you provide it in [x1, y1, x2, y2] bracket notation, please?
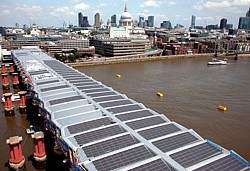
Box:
[55, 16, 67, 29]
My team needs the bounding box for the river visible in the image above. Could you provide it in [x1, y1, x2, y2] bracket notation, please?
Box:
[75, 56, 250, 162]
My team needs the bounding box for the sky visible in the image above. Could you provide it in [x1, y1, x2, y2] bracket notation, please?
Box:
[0, 0, 249, 28]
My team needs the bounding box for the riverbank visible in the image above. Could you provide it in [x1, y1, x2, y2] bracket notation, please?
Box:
[68, 53, 216, 67]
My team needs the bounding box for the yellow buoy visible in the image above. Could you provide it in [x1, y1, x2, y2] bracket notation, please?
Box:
[157, 92, 164, 97]
[117, 74, 121, 78]
[217, 105, 227, 111]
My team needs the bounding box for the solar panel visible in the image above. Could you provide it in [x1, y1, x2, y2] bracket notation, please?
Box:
[36, 79, 59, 85]
[68, 79, 92, 83]
[107, 104, 143, 114]
[87, 91, 117, 98]
[72, 82, 98, 87]
[116, 110, 154, 121]
[29, 70, 49, 75]
[82, 134, 139, 158]
[126, 116, 167, 130]
[84, 88, 110, 94]
[99, 100, 133, 108]
[92, 145, 156, 171]
[93, 95, 124, 103]
[65, 77, 89, 81]
[170, 142, 222, 168]
[152, 132, 199, 152]
[67, 117, 111, 134]
[128, 158, 172, 171]
[40, 84, 69, 92]
[194, 155, 247, 171]
[138, 123, 181, 140]
[74, 125, 125, 146]
[49, 95, 83, 105]
[78, 85, 104, 90]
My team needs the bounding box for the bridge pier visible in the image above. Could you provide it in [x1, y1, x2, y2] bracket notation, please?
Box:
[9, 63, 15, 73]
[1, 63, 7, 73]
[3, 93, 15, 116]
[12, 73, 19, 89]
[31, 132, 46, 170]
[18, 91, 27, 114]
[1, 73, 10, 90]
[6, 136, 26, 171]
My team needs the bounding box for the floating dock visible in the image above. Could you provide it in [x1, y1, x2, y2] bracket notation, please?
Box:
[12, 49, 249, 171]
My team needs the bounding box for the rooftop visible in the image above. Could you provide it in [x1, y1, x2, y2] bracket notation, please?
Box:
[12, 48, 250, 171]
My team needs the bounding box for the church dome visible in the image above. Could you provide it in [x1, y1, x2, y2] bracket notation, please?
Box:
[120, 5, 132, 20]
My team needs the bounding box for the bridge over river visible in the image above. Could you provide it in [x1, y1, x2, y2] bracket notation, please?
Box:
[11, 48, 250, 171]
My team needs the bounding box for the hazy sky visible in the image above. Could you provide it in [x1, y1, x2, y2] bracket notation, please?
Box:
[0, 0, 249, 28]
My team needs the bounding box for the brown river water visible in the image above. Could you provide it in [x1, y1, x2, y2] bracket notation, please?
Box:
[0, 56, 249, 170]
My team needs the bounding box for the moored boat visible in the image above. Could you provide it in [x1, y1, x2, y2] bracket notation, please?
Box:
[207, 58, 227, 65]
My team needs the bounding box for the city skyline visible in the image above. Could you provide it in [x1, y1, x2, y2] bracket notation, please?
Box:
[0, 0, 249, 28]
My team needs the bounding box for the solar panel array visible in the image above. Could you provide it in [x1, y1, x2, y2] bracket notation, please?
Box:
[194, 155, 247, 171]
[92, 145, 156, 171]
[170, 142, 221, 168]
[12, 50, 249, 171]
[67, 117, 111, 134]
[92, 95, 124, 103]
[138, 123, 181, 140]
[128, 158, 172, 171]
[82, 134, 139, 158]
[40, 84, 69, 92]
[152, 132, 199, 152]
[107, 104, 143, 114]
[36, 79, 59, 85]
[49, 95, 83, 105]
[74, 125, 126, 146]
[116, 110, 154, 121]
[99, 99, 133, 108]
[126, 116, 167, 130]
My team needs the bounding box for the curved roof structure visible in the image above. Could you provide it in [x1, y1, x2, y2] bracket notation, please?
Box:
[12, 48, 250, 171]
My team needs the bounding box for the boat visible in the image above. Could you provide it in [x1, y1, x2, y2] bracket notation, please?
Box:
[207, 58, 227, 65]
[1, 94, 20, 103]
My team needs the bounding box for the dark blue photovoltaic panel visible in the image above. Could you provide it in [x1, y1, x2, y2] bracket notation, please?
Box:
[92, 145, 156, 171]
[67, 117, 111, 134]
[170, 142, 222, 168]
[107, 104, 143, 114]
[99, 100, 133, 108]
[82, 134, 139, 157]
[128, 159, 172, 171]
[194, 155, 247, 171]
[152, 132, 199, 152]
[138, 123, 181, 140]
[116, 110, 154, 121]
[74, 125, 125, 146]
[40, 84, 69, 92]
[49, 95, 83, 105]
[126, 116, 167, 130]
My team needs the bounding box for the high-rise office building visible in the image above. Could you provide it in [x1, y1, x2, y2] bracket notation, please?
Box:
[94, 13, 100, 28]
[139, 16, 144, 27]
[220, 18, 227, 30]
[238, 6, 250, 30]
[78, 13, 90, 27]
[238, 17, 250, 30]
[191, 15, 196, 29]
[148, 16, 154, 27]
[78, 12, 83, 27]
[111, 14, 117, 27]
[226, 24, 233, 29]
[246, 6, 250, 17]
[160, 21, 172, 29]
